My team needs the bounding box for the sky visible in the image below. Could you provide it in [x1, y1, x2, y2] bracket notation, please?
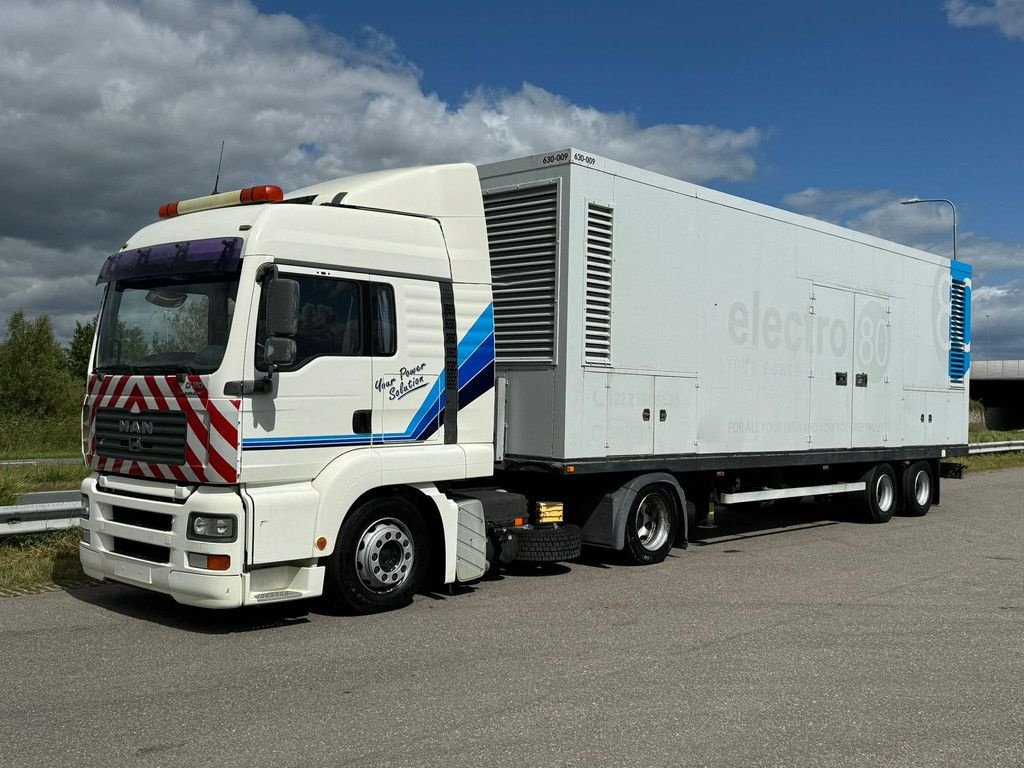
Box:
[1, 0, 1022, 357]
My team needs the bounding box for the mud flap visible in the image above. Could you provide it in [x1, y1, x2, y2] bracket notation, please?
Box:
[455, 498, 487, 582]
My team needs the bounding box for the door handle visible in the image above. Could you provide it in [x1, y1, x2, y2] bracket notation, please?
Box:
[352, 410, 372, 435]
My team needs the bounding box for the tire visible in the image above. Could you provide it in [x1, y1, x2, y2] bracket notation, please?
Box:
[511, 525, 582, 563]
[325, 497, 427, 614]
[902, 461, 933, 517]
[860, 464, 897, 524]
[623, 484, 678, 564]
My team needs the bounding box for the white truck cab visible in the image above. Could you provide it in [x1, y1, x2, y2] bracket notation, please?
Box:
[79, 164, 565, 612]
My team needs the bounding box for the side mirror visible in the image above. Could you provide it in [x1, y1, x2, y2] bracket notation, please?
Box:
[264, 337, 296, 368]
[265, 278, 299, 337]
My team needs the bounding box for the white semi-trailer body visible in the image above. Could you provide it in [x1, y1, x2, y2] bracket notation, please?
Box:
[79, 149, 971, 613]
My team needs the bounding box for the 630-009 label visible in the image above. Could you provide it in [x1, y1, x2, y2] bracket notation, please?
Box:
[541, 151, 598, 166]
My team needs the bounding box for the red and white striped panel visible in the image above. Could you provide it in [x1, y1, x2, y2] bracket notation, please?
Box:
[85, 374, 241, 484]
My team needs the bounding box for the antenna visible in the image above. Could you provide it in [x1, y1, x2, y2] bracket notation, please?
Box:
[211, 140, 226, 195]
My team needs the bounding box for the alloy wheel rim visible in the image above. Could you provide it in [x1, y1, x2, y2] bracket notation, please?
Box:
[914, 471, 931, 507]
[875, 473, 895, 512]
[636, 492, 671, 551]
[354, 517, 414, 592]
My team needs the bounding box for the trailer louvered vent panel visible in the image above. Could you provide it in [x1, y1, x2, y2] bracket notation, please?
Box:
[949, 277, 969, 383]
[585, 203, 613, 365]
[483, 184, 558, 362]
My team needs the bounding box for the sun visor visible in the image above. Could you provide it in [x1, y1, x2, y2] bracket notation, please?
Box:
[97, 237, 243, 285]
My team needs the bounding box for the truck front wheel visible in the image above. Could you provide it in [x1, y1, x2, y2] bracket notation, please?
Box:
[623, 485, 678, 564]
[325, 497, 427, 614]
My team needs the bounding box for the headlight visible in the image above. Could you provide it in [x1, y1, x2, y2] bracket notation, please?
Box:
[187, 513, 236, 542]
[80, 495, 90, 520]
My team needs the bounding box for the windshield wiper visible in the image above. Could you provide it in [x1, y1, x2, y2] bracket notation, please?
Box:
[95, 364, 142, 375]
[130, 363, 204, 375]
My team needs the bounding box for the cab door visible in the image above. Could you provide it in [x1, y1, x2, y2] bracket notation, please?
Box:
[243, 266, 374, 482]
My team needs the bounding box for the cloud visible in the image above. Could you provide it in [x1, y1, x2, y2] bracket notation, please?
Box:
[0, 0, 763, 339]
[782, 188, 956, 247]
[945, 0, 1024, 40]
[783, 187, 1024, 359]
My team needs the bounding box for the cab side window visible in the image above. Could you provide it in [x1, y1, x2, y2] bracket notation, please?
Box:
[371, 283, 396, 356]
[256, 275, 396, 370]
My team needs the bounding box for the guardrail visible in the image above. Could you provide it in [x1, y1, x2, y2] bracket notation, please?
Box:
[0, 491, 80, 537]
[2, 442, 1024, 538]
[966, 440, 1024, 455]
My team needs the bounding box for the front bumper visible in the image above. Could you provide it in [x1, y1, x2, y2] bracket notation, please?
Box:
[79, 474, 246, 608]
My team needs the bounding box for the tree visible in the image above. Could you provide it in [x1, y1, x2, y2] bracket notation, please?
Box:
[65, 318, 97, 381]
[0, 309, 77, 416]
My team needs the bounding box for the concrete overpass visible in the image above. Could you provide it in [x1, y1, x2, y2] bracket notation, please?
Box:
[970, 361, 1024, 430]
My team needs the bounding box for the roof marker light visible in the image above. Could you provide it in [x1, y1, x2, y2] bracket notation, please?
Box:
[158, 185, 284, 219]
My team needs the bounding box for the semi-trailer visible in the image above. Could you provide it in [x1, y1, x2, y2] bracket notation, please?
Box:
[79, 149, 971, 612]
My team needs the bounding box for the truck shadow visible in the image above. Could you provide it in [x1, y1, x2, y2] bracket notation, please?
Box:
[687, 497, 863, 547]
[65, 582, 312, 633]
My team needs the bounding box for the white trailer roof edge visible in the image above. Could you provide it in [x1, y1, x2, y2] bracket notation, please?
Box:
[477, 148, 952, 269]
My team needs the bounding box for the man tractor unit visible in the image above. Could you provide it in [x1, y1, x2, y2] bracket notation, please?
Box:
[78, 149, 971, 612]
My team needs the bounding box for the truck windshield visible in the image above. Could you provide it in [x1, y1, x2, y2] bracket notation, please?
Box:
[95, 276, 239, 374]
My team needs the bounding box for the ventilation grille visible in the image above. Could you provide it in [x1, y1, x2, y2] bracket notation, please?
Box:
[584, 203, 614, 365]
[483, 183, 558, 362]
[949, 277, 969, 383]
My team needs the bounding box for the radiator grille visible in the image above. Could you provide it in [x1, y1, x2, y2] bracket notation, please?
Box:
[585, 203, 614, 365]
[949, 277, 969, 383]
[483, 183, 559, 362]
[95, 408, 188, 465]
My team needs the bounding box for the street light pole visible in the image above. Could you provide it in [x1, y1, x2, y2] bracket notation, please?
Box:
[899, 197, 958, 262]
[985, 313, 991, 362]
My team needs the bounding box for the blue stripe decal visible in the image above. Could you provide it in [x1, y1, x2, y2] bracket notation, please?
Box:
[242, 303, 495, 450]
[949, 262, 971, 382]
[457, 304, 494, 367]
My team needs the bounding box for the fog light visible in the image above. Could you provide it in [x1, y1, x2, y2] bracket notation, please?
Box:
[187, 513, 236, 542]
[80, 495, 90, 520]
[80, 529, 91, 544]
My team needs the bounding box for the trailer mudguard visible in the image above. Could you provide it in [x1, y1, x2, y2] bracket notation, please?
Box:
[581, 472, 688, 551]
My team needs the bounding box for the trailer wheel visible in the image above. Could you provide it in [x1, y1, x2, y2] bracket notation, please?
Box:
[902, 461, 933, 517]
[623, 485, 678, 564]
[325, 497, 427, 614]
[861, 464, 897, 524]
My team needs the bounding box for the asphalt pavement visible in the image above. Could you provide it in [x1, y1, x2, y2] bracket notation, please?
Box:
[1, 468, 1022, 768]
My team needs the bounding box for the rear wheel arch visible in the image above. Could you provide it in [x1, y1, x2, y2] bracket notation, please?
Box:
[604, 472, 688, 557]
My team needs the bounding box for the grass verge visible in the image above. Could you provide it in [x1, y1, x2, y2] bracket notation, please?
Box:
[961, 451, 1024, 474]
[0, 412, 81, 460]
[0, 463, 92, 506]
[0, 528, 86, 590]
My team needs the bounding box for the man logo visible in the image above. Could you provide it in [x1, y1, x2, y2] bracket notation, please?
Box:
[118, 419, 154, 435]
[128, 436, 143, 452]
